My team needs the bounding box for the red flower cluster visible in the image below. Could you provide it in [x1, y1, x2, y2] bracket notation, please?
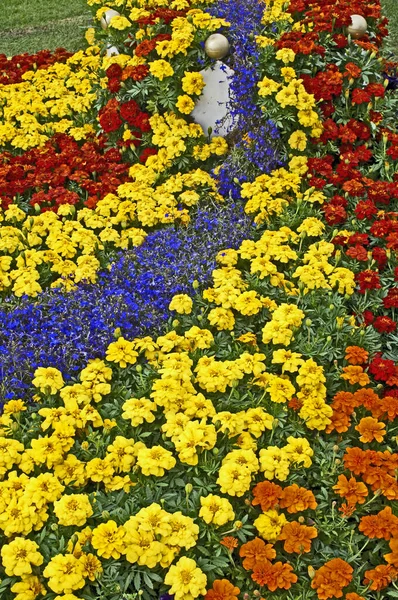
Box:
[0, 48, 72, 85]
[0, 134, 130, 212]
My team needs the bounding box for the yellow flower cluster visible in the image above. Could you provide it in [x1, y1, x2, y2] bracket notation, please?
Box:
[0, 50, 99, 150]
[293, 240, 356, 295]
[147, 112, 228, 173]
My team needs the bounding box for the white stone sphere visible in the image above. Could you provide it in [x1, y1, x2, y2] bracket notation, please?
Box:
[204, 34, 230, 60]
[101, 9, 120, 30]
[347, 14, 368, 39]
[106, 45, 120, 57]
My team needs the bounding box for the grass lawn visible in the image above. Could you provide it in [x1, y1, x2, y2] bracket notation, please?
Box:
[382, 0, 398, 55]
[0, 0, 91, 56]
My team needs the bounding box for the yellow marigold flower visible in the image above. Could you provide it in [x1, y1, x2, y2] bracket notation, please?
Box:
[234, 290, 263, 316]
[91, 521, 126, 559]
[169, 293, 193, 315]
[11, 576, 46, 600]
[32, 367, 64, 395]
[257, 76, 280, 96]
[259, 446, 290, 481]
[181, 71, 205, 95]
[216, 462, 252, 497]
[136, 445, 176, 476]
[176, 94, 196, 114]
[149, 59, 174, 80]
[276, 48, 296, 63]
[281, 66, 296, 81]
[43, 554, 85, 594]
[284, 436, 314, 468]
[122, 397, 157, 426]
[106, 336, 138, 368]
[1, 537, 43, 576]
[288, 130, 307, 151]
[106, 436, 138, 472]
[199, 494, 235, 526]
[80, 553, 103, 581]
[272, 349, 304, 373]
[254, 510, 287, 541]
[275, 86, 298, 107]
[329, 267, 355, 295]
[208, 307, 235, 330]
[109, 15, 131, 30]
[164, 557, 207, 600]
[54, 494, 93, 527]
[3, 399, 26, 414]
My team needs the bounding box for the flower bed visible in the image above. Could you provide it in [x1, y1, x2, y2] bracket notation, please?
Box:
[1, 0, 398, 599]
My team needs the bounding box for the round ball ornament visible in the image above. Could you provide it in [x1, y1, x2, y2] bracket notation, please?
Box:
[204, 34, 230, 60]
[347, 14, 368, 39]
[100, 9, 120, 29]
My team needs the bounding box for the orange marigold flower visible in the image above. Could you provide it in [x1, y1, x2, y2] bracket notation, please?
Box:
[359, 506, 398, 540]
[339, 502, 357, 517]
[311, 558, 353, 600]
[333, 475, 368, 505]
[343, 447, 371, 475]
[341, 366, 370, 387]
[343, 63, 362, 79]
[252, 481, 283, 511]
[288, 397, 303, 411]
[380, 395, 398, 422]
[239, 537, 276, 571]
[252, 560, 297, 591]
[363, 564, 397, 591]
[279, 521, 318, 554]
[326, 412, 352, 434]
[384, 537, 398, 567]
[355, 417, 386, 443]
[279, 484, 318, 513]
[205, 579, 240, 600]
[345, 346, 368, 365]
[353, 388, 381, 414]
[220, 537, 238, 550]
[345, 594, 366, 600]
[331, 391, 359, 414]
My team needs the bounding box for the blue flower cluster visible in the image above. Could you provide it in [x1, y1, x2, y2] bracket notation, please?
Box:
[210, 0, 284, 198]
[0, 201, 253, 401]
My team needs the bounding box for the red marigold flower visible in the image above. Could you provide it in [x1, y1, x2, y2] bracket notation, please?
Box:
[383, 287, 398, 309]
[355, 200, 378, 220]
[239, 537, 276, 571]
[346, 245, 368, 261]
[343, 62, 362, 79]
[324, 203, 347, 225]
[372, 247, 388, 269]
[369, 356, 396, 382]
[356, 270, 381, 294]
[351, 88, 372, 104]
[205, 579, 240, 600]
[366, 83, 385, 98]
[311, 558, 353, 600]
[373, 315, 397, 334]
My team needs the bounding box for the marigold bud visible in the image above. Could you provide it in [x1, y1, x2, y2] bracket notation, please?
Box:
[172, 319, 180, 328]
[193, 280, 199, 289]
[136, 364, 143, 373]
[185, 483, 193, 494]
[102, 511, 110, 520]
[81, 441, 89, 450]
